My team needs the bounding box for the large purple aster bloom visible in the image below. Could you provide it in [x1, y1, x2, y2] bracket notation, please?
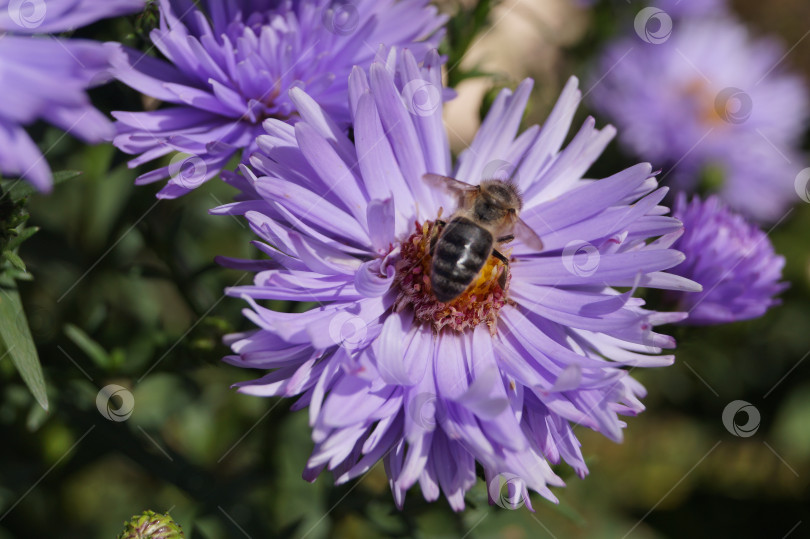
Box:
[590, 16, 808, 222]
[0, 0, 145, 191]
[111, 0, 446, 199]
[668, 194, 787, 325]
[216, 47, 699, 510]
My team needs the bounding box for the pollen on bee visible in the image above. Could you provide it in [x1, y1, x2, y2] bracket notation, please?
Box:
[393, 220, 511, 334]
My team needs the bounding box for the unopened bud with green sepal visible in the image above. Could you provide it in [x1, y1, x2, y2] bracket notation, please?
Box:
[117, 510, 184, 539]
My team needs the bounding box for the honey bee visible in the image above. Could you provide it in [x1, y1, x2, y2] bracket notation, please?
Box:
[423, 173, 544, 303]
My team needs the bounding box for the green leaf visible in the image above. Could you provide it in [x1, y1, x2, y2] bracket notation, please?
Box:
[3, 250, 26, 272]
[64, 323, 111, 368]
[51, 170, 83, 183]
[0, 278, 48, 410]
[6, 225, 39, 251]
[443, 0, 498, 88]
[5, 170, 82, 202]
[8, 270, 34, 281]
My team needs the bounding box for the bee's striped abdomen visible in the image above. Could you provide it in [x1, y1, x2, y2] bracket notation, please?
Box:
[430, 217, 493, 303]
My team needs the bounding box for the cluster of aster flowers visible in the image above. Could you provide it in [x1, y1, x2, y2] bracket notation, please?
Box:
[3, 0, 796, 513]
[590, 0, 808, 223]
[0, 0, 146, 191]
[106, 0, 790, 510]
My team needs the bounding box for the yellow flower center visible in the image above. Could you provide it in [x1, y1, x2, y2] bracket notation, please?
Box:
[393, 220, 510, 334]
[682, 79, 726, 127]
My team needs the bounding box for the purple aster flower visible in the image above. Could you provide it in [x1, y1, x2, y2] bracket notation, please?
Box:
[0, 0, 145, 192]
[215, 47, 699, 510]
[667, 194, 787, 325]
[578, 0, 726, 17]
[590, 16, 809, 222]
[0, 0, 145, 34]
[111, 0, 446, 199]
[652, 0, 727, 18]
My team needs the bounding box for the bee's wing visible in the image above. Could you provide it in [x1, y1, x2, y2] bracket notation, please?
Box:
[423, 173, 479, 194]
[511, 215, 544, 252]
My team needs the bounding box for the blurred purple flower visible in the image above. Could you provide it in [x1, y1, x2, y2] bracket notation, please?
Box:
[590, 16, 809, 222]
[216, 47, 699, 510]
[0, 0, 145, 34]
[111, 0, 447, 199]
[668, 194, 787, 325]
[653, 0, 727, 17]
[0, 0, 145, 192]
[578, 0, 726, 16]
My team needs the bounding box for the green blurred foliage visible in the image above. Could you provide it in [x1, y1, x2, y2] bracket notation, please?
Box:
[1, 2, 809, 538]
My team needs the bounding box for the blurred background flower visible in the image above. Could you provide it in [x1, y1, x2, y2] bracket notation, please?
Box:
[589, 12, 808, 221]
[652, 0, 728, 18]
[0, 0, 145, 34]
[111, 0, 446, 198]
[0, 0, 145, 192]
[667, 194, 787, 325]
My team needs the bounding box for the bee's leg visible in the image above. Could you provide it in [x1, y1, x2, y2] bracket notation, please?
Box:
[492, 249, 510, 265]
[429, 220, 446, 256]
[492, 249, 510, 289]
[496, 234, 514, 244]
